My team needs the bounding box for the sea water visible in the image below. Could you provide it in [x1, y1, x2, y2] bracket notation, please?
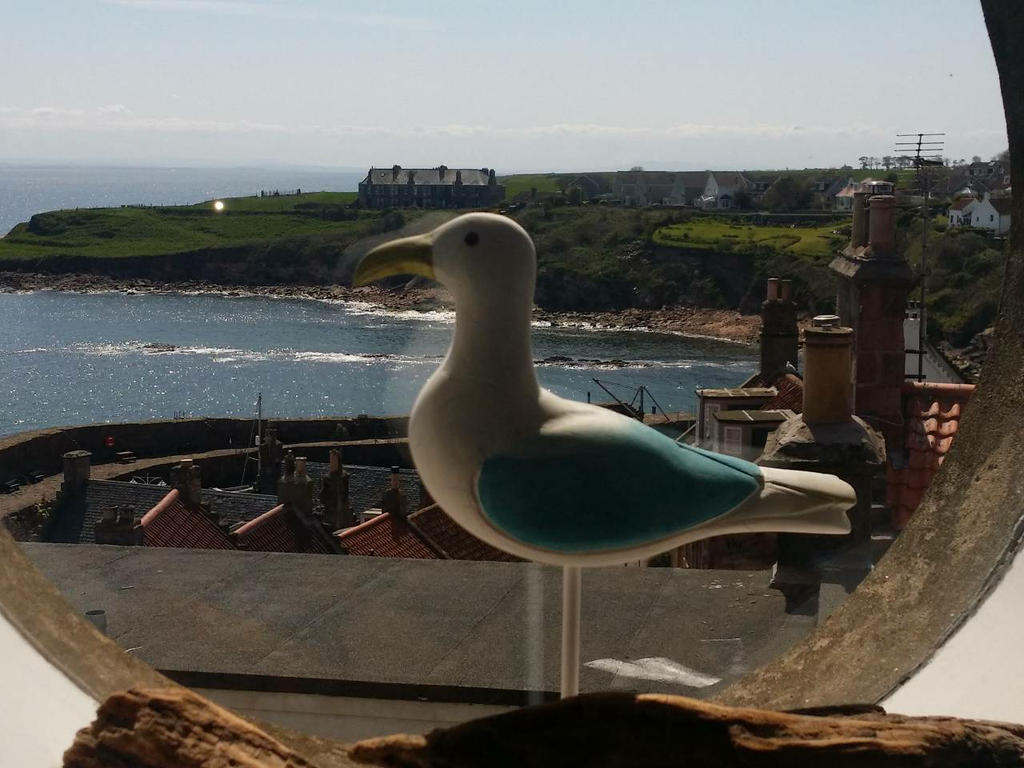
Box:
[0, 291, 755, 437]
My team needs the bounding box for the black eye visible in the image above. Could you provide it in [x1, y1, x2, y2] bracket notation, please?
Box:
[464, 231, 479, 246]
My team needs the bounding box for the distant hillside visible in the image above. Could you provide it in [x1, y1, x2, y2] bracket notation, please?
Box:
[0, 192, 418, 284]
[0, 189, 1003, 345]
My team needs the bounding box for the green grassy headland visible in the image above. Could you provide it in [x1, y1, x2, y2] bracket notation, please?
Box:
[0, 192, 367, 260]
[0, 175, 1004, 345]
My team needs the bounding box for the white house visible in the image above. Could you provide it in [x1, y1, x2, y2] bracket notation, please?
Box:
[969, 195, 1012, 235]
[697, 172, 748, 210]
[948, 197, 978, 227]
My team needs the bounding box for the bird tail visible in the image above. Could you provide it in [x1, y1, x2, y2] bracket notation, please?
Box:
[730, 466, 855, 535]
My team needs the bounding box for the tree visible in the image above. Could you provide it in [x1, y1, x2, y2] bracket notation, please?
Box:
[762, 175, 812, 212]
[972, 155, 982, 163]
[994, 148, 1010, 162]
[859, 156, 870, 170]
[882, 156, 893, 170]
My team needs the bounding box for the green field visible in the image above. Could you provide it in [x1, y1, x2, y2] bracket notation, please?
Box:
[0, 191, 369, 260]
[498, 173, 566, 200]
[653, 218, 845, 257]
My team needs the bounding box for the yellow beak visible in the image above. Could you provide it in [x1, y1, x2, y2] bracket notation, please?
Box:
[352, 232, 436, 286]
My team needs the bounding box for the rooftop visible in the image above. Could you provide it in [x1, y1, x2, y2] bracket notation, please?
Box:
[233, 504, 338, 555]
[697, 387, 777, 399]
[23, 543, 815, 701]
[364, 167, 493, 187]
[990, 197, 1013, 215]
[139, 489, 233, 550]
[336, 511, 441, 559]
[713, 410, 791, 424]
[335, 502, 519, 562]
[887, 381, 976, 529]
[48, 480, 279, 545]
[303, 462, 423, 518]
[409, 503, 521, 562]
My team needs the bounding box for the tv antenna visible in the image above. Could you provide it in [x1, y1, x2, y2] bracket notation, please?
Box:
[895, 132, 945, 381]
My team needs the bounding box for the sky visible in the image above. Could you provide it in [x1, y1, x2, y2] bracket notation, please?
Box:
[0, 0, 1009, 172]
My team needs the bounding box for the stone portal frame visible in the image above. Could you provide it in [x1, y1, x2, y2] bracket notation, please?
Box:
[0, 2, 1023, 761]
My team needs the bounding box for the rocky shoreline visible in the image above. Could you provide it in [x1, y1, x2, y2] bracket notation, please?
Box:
[0, 271, 761, 344]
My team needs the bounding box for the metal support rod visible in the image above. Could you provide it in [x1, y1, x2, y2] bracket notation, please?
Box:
[591, 378, 641, 419]
[560, 565, 581, 698]
[919, 174, 928, 381]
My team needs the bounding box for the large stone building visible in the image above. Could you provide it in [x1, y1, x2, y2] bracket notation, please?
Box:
[358, 165, 505, 209]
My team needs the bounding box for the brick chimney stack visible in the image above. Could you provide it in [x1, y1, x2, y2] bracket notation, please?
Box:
[170, 459, 202, 506]
[759, 277, 799, 381]
[759, 316, 884, 592]
[278, 453, 314, 518]
[830, 194, 915, 454]
[381, 466, 408, 523]
[320, 448, 352, 531]
[61, 450, 91, 497]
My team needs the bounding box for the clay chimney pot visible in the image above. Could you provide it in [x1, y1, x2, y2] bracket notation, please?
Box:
[802, 318, 854, 426]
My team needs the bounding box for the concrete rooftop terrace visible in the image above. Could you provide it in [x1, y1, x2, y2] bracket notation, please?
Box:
[23, 543, 814, 704]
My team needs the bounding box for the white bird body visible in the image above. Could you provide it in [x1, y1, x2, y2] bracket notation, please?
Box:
[358, 212, 856, 568]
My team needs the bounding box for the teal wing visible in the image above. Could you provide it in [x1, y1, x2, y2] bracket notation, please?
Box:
[477, 417, 761, 554]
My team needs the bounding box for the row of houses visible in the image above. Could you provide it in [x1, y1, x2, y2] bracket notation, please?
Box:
[614, 170, 751, 209]
[613, 170, 894, 211]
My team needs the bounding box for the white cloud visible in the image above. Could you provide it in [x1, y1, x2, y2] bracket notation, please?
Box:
[0, 108, 897, 143]
[0, 106, 1007, 170]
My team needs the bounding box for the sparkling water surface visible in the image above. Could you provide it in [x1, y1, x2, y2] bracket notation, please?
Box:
[0, 291, 756, 437]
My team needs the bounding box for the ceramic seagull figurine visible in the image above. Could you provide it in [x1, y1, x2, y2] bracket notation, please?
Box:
[355, 212, 855, 697]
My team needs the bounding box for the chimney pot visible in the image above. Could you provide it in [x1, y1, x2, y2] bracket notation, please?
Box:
[170, 460, 202, 506]
[868, 195, 897, 258]
[780, 279, 792, 301]
[851, 191, 870, 248]
[802, 324, 854, 426]
[766, 277, 780, 301]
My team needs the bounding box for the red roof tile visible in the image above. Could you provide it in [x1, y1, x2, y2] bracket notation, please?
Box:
[233, 504, 336, 554]
[745, 371, 804, 412]
[887, 381, 976, 529]
[336, 513, 441, 559]
[408, 504, 522, 562]
[140, 489, 235, 550]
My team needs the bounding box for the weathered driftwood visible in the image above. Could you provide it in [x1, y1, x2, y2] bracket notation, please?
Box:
[64, 687, 320, 768]
[350, 692, 1024, 768]
[64, 687, 1024, 768]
